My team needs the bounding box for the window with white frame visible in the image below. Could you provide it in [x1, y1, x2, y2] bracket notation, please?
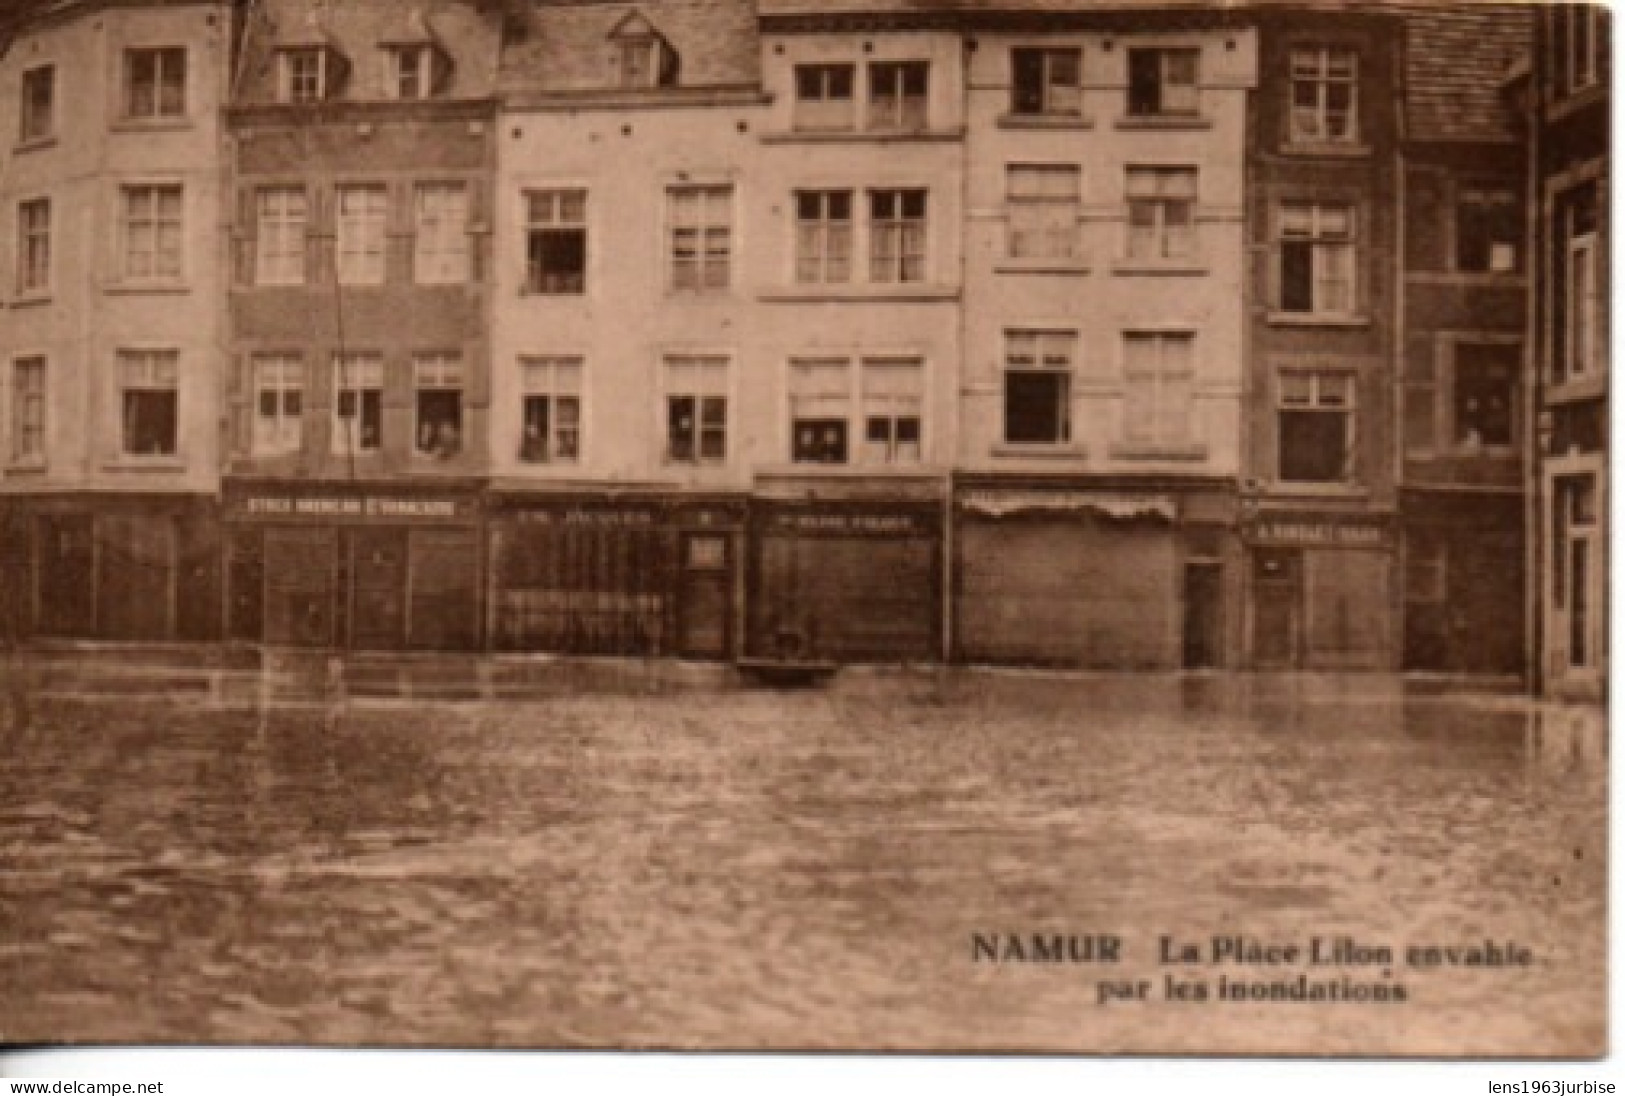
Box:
[1004, 330, 1074, 445]
[1278, 201, 1356, 315]
[20, 66, 54, 142]
[870, 189, 926, 283]
[10, 356, 45, 464]
[1289, 46, 1358, 144]
[793, 64, 855, 131]
[278, 48, 330, 103]
[1126, 167, 1197, 261]
[1278, 369, 1355, 483]
[519, 356, 582, 464]
[668, 185, 732, 292]
[332, 352, 382, 454]
[868, 61, 928, 131]
[789, 357, 850, 464]
[1568, 3, 1600, 94]
[17, 198, 49, 295]
[1452, 342, 1517, 450]
[1007, 165, 1080, 261]
[665, 355, 728, 463]
[1122, 332, 1194, 447]
[390, 44, 447, 99]
[414, 352, 464, 458]
[1127, 47, 1198, 117]
[336, 185, 388, 285]
[1562, 185, 1600, 382]
[795, 190, 853, 283]
[255, 186, 307, 286]
[414, 182, 470, 285]
[1011, 48, 1082, 116]
[124, 47, 185, 119]
[251, 352, 304, 457]
[525, 189, 587, 294]
[121, 184, 183, 282]
[118, 349, 179, 457]
[861, 356, 923, 464]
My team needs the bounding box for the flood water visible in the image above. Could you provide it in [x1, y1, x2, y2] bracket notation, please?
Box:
[0, 671, 1606, 1055]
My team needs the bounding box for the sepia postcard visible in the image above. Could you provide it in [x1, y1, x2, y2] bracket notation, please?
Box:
[0, 0, 1608, 1062]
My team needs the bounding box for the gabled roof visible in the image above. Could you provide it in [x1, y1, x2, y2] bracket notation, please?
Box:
[1397, 2, 1529, 142]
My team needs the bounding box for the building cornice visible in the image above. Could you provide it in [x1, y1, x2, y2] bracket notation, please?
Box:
[226, 96, 499, 127]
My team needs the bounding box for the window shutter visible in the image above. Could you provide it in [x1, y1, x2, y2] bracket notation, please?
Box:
[236, 187, 259, 286]
[430, 44, 454, 96]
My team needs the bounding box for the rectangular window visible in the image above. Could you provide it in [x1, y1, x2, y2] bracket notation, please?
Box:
[414, 182, 470, 285]
[789, 357, 850, 464]
[252, 353, 304, 457]
[1571, 4, 1599, 92]
[1011, 48, 1082, 116]
[861, 356, 923, 464]
[20, 66, 54, 142]
[414, 352, 464, 458]
[1123, 332, 1194, 445]
[868, 61, 928, 131]
[1561, 187, 1599, 382]
[118, 349, 179, 457]
[279, 48, 327, 103]
[1279, 201, 1356, 315]
[794, 190, 853, 283]
[10, 356, 45, 464]
[1007, 165, 1080, 261]
[121, 184, 183, 282]
[332, 353, 383, 454]
[520, 356, 582, 463]
[665, 355, 728, 464]
[870, 189, 927, 283]
[525, 189, 587, 294]
[668, 184, 732, 292]
[1278, 370, 1355, 483]
[17, 198, 49, 295]
[618, 37, 660, 89]
[391, 45, 434, 99]
[1452, 342, 1517, 450]
[336, 184, 388, 285]
[255, 187, 307, 286]
[793, 64, 855, 131]
[1456, 186, 1521, 273]
[1127, 47, 1199, 117]
[1289, 46, 1358, 143]
[1004, 330, 1074, 445]
[125, 47, 186, 118]
[1126, 167, 1197, 261]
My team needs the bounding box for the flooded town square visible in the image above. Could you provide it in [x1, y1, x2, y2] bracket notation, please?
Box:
[0, 668, 1605, 1056]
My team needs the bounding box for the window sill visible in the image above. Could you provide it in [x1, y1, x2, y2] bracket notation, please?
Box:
[9, 293, 52, 309]
[1265, 311, 1370, 329]
[759, 285, 959, 303]
[991, 443, 1087, 460]
[1114, 114, 1212, 131]
[1544, 373, 1606, 404]
[13, 135, 58, 154]
[997, 112, 1093, 130]
[103, 457, 186, 472]
[519, 287, 587, 299]
[1278, 140, 1372, 159]
[757, 462, 931, 477]
[994, 260, 1090, 276]
[1111, 260, 1209, 277]
[517, 458, 582, 468]
[103, 281, 191, 296]
[1404, 270, 1526, 287]
[1108, 442, 1209, 461]
[761, 127, 966, 145]
[1259, 482, 1369, 499]
[110, 116, 192, 134]
[5, 459, 46, 475]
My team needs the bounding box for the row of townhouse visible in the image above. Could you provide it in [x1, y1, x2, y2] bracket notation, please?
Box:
[0, 0, 1553, 680]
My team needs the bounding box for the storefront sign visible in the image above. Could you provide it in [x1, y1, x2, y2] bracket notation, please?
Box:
[516, 508, 659, 528]
[228, 491, 475, 523]
[959, 490, 1177, 521]
[768, 511, 932, 536]
[1247, 515, 1392, 548]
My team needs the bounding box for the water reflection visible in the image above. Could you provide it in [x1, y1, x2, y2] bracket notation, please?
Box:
[0, 670, 1606, 1054]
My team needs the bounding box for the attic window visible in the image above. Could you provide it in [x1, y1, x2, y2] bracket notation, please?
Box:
[389, 43, 452, 99]
[609, 11, 678, 89]
[277, 46, 349, 103]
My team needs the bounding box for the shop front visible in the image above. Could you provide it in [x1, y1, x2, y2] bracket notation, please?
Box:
[1244, 510, 1397, 671]
[223, 481, 483, 651]
[1401, 491, 1523, 676]
[5, 493, 221, 644]
[487, 493, 746, 660]
[748, 494, 942, 664]
[954, 481, 1240, 670]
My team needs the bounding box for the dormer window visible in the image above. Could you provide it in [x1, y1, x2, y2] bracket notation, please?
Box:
[609, 11, 678, 90]
[393, 45, 432, 99]
[383, 12, 453, 101]
[277, 46, 348, 103]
